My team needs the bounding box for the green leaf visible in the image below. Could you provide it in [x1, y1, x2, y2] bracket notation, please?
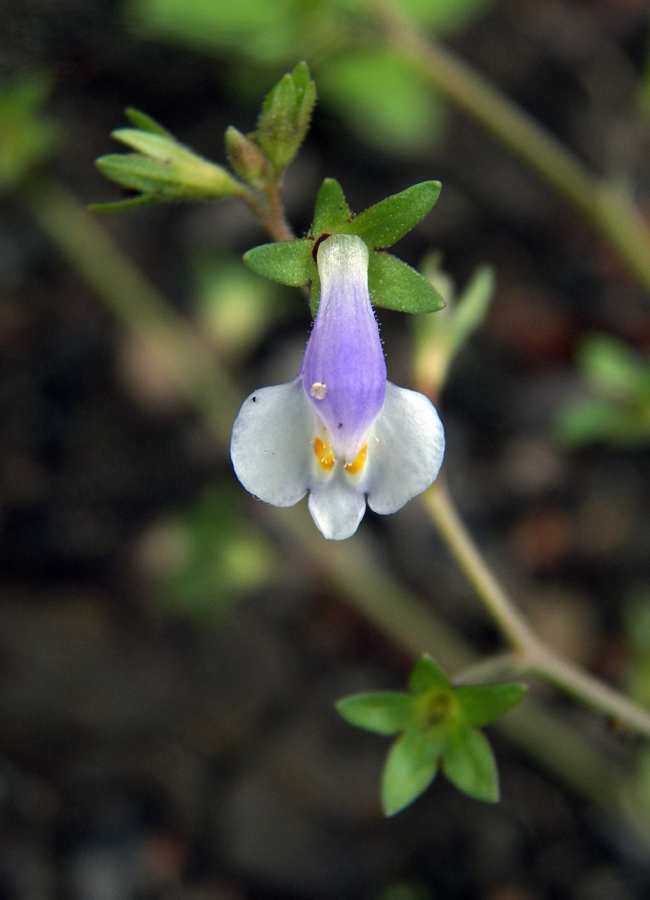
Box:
[382, 727, 443, 816]
[96, 154, 178, 194]
[449, 265, 495, 355]
[347, 182, 441, 249]
[124, 107, 172, 137]
[318, 48, 444, 156]
[441, 721, 499, 802]
[336, 692, 414, 735]
[311, 178, 351, 237]
[111, 128, 181, 159]
[256, 61, 316, 171]
[454, 683, 527, 727]
[409, 654, 451, 694]
[243, 239, 315, 287]
[368, 252, 445, 314]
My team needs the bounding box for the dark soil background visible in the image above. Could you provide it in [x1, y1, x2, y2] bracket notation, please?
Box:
[2, 1, 650, 898]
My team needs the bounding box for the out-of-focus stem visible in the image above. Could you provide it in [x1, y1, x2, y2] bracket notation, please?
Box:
[24, 179, 241, 442]
[366, 0, 650, 295]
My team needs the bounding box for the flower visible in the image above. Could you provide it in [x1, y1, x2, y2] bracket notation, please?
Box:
[231, 233, 445, 540]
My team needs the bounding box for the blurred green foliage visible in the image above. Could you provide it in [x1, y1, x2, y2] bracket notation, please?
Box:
[555, 334, 650, 448]
[192, 251, 286, 361]
[625, 593, 650, 711]
[317, 47, 444, 154]
[126, 0, 494, 154]
[145, 487, 275, 623]
[0, 72, 59, 191]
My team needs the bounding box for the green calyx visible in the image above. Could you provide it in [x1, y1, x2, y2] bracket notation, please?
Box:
[243, 177, 445, 316]
[336, 654, 526, 816]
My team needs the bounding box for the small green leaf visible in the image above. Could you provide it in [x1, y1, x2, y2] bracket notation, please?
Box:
[382, 727, 443, 816]
[312, 178, 351, 237]
[409, 654, 451, 693]
[455, 683, 527, 727]
[347, 181, 441, 249]
[336, 692, 414, 735]
[256, 61, 316, 171]
[369, 252, 445, 314]
[96, 154, 177, 194]
[243, 239, 315, 287]
[449, 265, 495, 355]
[441, 721, 499, 802]
[124, 107, 172, 137]
[111, 128, 181, 159]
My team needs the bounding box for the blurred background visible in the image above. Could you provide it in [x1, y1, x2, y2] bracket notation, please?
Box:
[2, 0, 650, 898]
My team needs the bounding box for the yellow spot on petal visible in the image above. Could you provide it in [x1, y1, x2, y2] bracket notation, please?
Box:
[310, 382, 327, 400]
[344, 444, 367, 475]
[314, 436, 335, 471]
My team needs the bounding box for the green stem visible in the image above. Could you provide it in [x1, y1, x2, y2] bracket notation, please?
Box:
[453, 652, 527, 685]
[238, 180, 295, 243]
[367, 0, 650, 295]
[422, 479, 543, 653]
[264, 181, 295, 242]
[423, 479, 650, 738]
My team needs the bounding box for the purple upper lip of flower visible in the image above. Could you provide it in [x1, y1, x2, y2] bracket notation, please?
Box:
[301, 235, 386, 461]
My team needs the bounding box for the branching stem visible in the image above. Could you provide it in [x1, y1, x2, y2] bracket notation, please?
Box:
[424, 479, 650, 737]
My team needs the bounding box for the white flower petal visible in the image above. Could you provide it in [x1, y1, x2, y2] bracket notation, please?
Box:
[366, 382, 445, 515]
[230, 378, 313, 507]
[308, 474, 366, 540]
